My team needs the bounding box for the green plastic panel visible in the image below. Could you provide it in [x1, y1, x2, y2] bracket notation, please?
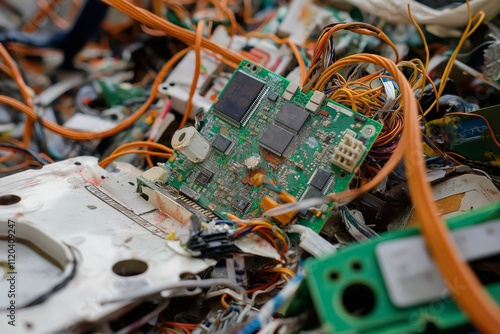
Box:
[303, 202, 500, 333]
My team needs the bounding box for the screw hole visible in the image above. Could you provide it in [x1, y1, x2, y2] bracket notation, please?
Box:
[112, 259, 148, 277]
[342, 283, 376, 317]
[0, 195, 21, 206]
[329, 270, 340, 281]
[351, 261, 363, 271]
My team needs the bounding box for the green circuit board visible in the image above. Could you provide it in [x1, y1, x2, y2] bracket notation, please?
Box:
[164, 60, 382, 232]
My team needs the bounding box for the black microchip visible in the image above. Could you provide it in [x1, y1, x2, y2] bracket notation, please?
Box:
[232, 196, 250, 212]
[299, 187, 322, 217]
[196, 169, 214, 185]
[324, 136, 332, 144]
[309, 169, 332, 191]
[213, 71, 265, 126]
[259, 124, 294, 156]
[211, 134, 232, 154]
[267, 91, 279, 102]
[275, 103, 310, 132]
[358, 136, 368, 144]
[354, 114, 367, 123]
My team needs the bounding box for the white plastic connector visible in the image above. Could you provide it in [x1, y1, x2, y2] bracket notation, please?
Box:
[330, 134, 366, 172]
[141, 166, 167, 181]
[172, 126, 210, 163]
[282, 81, 299, 100]
[305, 90, 326, 112]
[289, 225, 337, 258]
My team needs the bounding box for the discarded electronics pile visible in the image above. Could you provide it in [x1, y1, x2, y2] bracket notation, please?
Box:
[0, 0, 500, 333]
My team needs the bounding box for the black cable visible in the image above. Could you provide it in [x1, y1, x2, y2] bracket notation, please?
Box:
[22, 247, 78, 308]
[0, 142, 51, 165]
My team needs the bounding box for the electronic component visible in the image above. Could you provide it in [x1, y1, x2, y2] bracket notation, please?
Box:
[330, 134, 367, 172]
[172, 126, 210, 163]
[426, 104, 500, 165]
[213, 71, 265, 126]
[187, 214, 240, 258]
[180, 185, 201, 201]
[305, 90, 326, 113]
[196, 169, 214, 185]
[282, 81, 299, 101]
[293, 202, 500, 334]
[211, 134, 233, 154]
[261, 195, 298, 225]
[267, 91, 279, 102]
[244, 156, 261, 171]
[354, 114, 367, 123]
[275, 103, 310, 132]
[309, 169, 332, 192]
[299, 187, 322, 217]
[232, 196, 250, 212]
[165, 60, 383, 232]
[259, 123, 295, 156]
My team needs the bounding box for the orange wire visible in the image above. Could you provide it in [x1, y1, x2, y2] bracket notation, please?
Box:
[179, 21, 204, 128]
[99, 150, 172, 168]
[246, 273, 280, 293]
[0, 44, 34, 145]
[245, 32, 307, 86]
[0, 48, 190, 141]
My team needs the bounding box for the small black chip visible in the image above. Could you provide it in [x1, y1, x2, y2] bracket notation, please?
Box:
[267, 91, 279, 102]
[275, 103, 309, 132]
[324, 136, 332, 144]
[358, 136, 368, 144]
[299, 187, 322, 217]
[211, 134, 232, 154]
[259, 124, 294, 156]
[354, 114, 367, 123]
[309, 169, 332, 191]
[196, 169, 214, 185]
[232, 196, 250, 212]
[213, 71, 265, 126]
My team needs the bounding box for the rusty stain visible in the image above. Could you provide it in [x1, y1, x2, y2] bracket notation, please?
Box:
[154, 193, 186, 223]
[486, 188, 499, 196]
[407, 193, 465, 226]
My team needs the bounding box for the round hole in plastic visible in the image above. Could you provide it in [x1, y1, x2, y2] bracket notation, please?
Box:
[0, 194, 21, 206]
[341, 283, 376, 317]
[112, 259, 148, 277]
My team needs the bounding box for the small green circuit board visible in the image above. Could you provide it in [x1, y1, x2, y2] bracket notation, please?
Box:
[164, 60, 382, 232]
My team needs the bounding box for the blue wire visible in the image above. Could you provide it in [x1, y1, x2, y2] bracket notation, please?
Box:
[214, 220, 236, 225]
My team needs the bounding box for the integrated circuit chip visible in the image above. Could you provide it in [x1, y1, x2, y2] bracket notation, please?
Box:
[196, 169, 214, 185]
[309, 169, 332, 192]
[232, 196, 250, 212]
[299, 187, 322, 217]
[259, 124, 294, 156]
[211, 134, 232, 154]
[275, 103, 310, 132]
[267, 91, 279, 102]
[213, 71, 265, 126]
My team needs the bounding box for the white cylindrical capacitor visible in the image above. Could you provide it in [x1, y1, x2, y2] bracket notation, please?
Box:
[244, 156, 261, 171]
[172, 127, 210, 162]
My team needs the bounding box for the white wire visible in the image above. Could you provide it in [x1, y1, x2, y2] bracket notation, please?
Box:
[101, 278, 248, 305]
